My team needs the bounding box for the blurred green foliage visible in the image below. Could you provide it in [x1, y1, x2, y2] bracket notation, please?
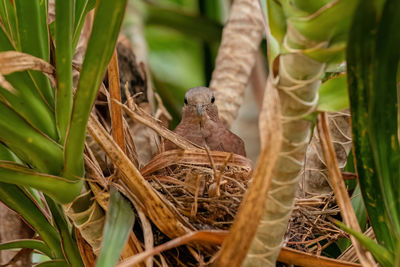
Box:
[147, 25, 206, 124]
[125, 0, 227, 126]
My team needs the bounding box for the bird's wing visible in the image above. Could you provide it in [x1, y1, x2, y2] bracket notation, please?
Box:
[173, 122, 187, 137]
[220, 129, 246, 157]
[164, 122, 186, 151]
[174, 122, 206, 147]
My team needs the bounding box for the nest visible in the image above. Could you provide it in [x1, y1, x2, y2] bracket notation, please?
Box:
[140, 149, 253, 231]
[286, 193, 348, 255]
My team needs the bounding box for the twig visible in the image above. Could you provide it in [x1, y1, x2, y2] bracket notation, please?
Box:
[342, 172, 357, 180]
[215, 153, 233, 198]
[116, 231, 228, 267]
[119, 101, 201, 150]
[204, 146, 218, 182]
[191, 174, 201, 217]
[125, 81, 134, 110]
[138, 209, 154, 267]
[204, 146, 219, 196]
[153, 178, 184, 210]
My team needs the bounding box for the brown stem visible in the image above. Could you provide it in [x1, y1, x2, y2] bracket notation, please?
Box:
[215, 77, 282, 267]
[108, 49, 126, 153]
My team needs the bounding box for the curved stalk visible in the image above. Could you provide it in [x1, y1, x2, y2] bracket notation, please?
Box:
[0, 162, 82, 204]
[244, 0, 358, 265]
[245, 51, 324, 266]
[209, 0, 264, 127]
[215, 77, 282, 267]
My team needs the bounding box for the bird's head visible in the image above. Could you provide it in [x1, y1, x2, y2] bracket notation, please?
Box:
[183, 87, 216, 117]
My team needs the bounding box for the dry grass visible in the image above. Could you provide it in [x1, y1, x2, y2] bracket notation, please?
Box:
[142, 149, 252, 230]
[287, 193, 347, 254]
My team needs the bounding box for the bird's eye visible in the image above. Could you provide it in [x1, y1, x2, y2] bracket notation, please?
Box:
[184, 97, 188, 105]
[211, 96, 215, 103]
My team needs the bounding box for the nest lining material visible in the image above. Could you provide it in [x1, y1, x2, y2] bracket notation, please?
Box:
[140, 149, 253, 231]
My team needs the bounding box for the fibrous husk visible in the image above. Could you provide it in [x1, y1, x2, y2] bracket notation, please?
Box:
[300, 110, 351, 194]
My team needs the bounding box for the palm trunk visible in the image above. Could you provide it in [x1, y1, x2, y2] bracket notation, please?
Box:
[244, 52, 324, 265]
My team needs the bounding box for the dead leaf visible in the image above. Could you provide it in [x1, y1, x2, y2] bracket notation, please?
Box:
[0, 51, 54, 75]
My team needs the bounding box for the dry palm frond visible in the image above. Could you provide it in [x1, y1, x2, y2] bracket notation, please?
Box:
[0, 51, 55, 94]
[0, 51, 55, 75]
[317, 113, 375, 266]
[278, 246, 362, 267]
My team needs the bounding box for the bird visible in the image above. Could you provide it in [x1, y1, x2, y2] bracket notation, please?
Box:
[164, 87, 246, 157]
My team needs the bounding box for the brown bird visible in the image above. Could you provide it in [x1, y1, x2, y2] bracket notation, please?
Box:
[164, 87, 246, 156]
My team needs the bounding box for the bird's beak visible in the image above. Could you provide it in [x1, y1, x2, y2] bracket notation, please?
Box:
[197, 104, 202, 116]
